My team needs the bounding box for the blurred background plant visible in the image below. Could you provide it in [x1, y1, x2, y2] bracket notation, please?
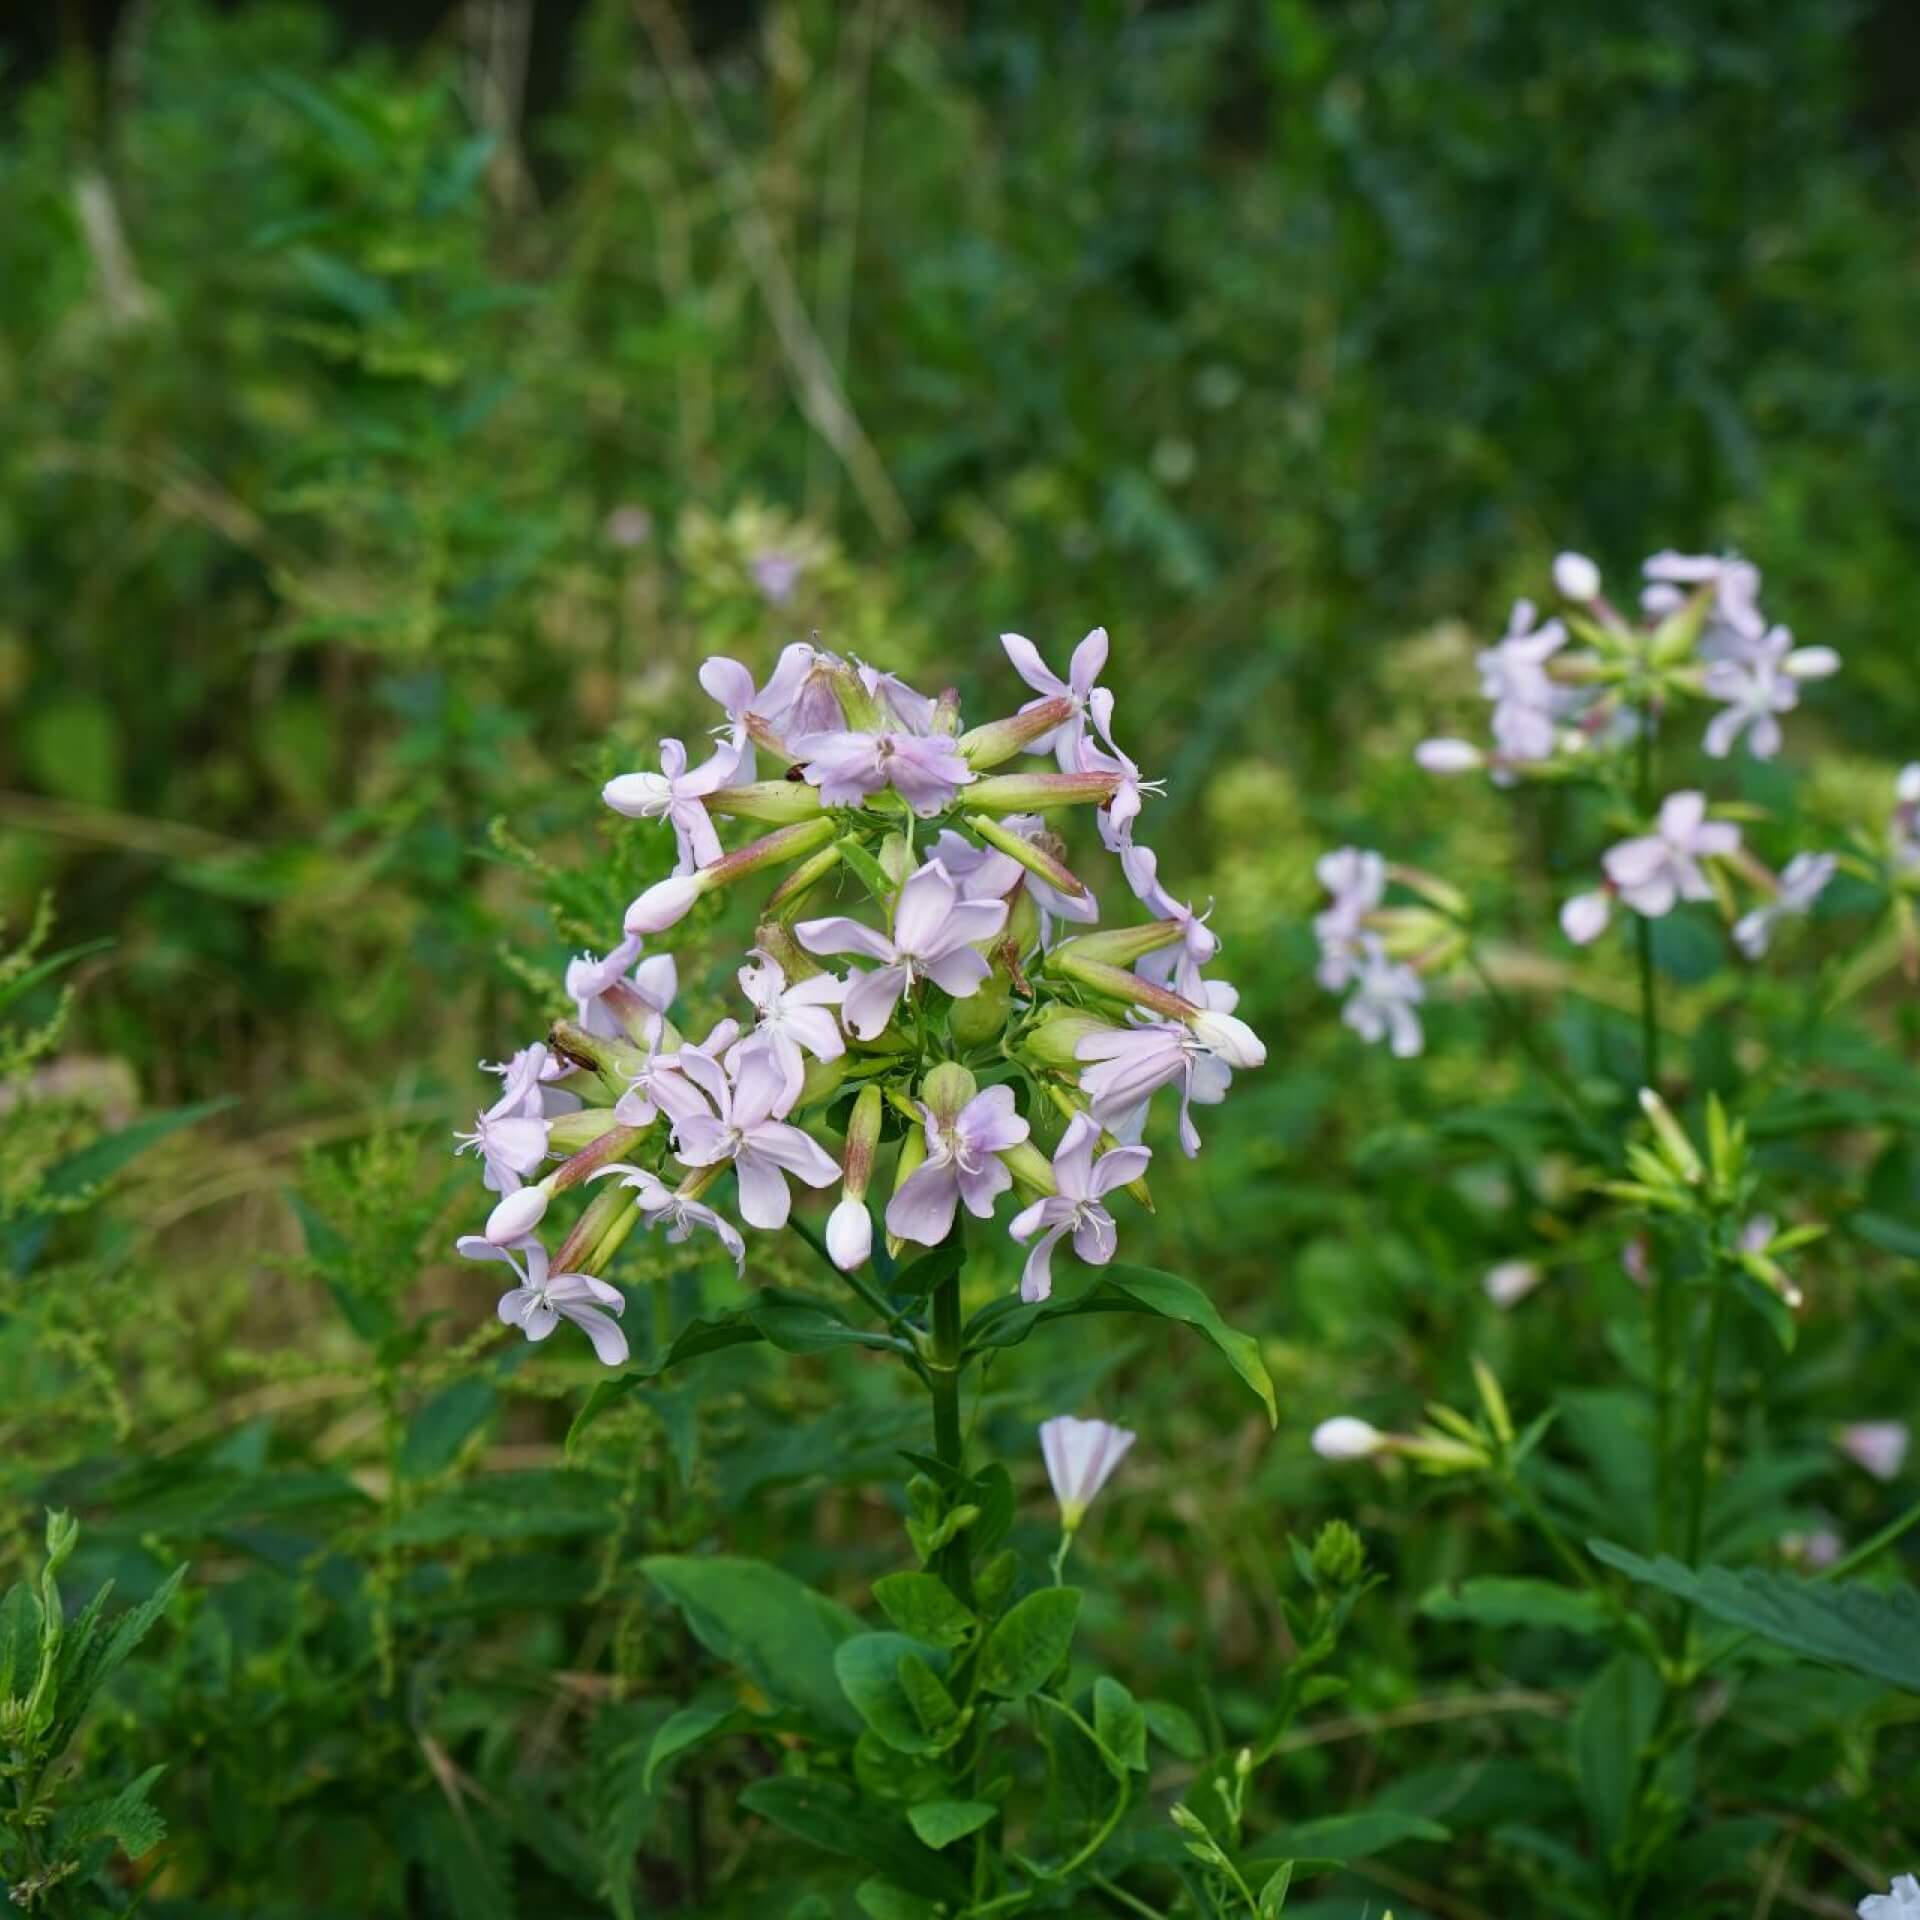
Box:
[1, 0, 1917, 1912]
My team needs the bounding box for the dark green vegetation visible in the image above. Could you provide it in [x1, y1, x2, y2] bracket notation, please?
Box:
[2, 2, 1917, 1914]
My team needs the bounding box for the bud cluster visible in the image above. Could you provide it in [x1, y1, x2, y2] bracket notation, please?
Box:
[452, 632, 1267, 1363]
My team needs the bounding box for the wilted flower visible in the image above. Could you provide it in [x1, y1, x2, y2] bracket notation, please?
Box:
[604, 737, 740, 873]
[670, 1049, 841, 1230]
[797, 860, 1008, 1039]
[1734, 851, 1836, 960]
[1009, 1114, 1152, 1302]
[1484, 1260, 1543, 1309]
[887, 1079, 1031, 1246]
[458, 1234, 628, 1366]
[590, 1163, 745, 1272]
[1701, 627, 1840, 760]
[1838, 1421, 1910, 1483]
[1039, 1414, 1136, 1529]
[1859, 1875, 1920, 1919]
[1001, 627, 1109, 768]
[1337, 936, 1426, 1058]
[1312, 1416, 1388, 1462]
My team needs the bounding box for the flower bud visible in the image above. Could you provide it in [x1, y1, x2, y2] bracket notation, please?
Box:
[1784, 646, 1840, 681]
[1001, 1138, 1059, 1198]
[552, 1124, 648, 1190]
[1004, 883, 1040, 956]
[1312, 1416, 1387, 1462]
[704, 780, 827, 824]
[1309, 1518, 1367, 1590]
[920, 1061, 978, 1119]
[930, 687, 963, 736]
[625, 873, 702, 935]
[1552, 551, 1601, 602]
[486, 1184, 551, 1244]
[1415, 738, 1484, 774]
[1190, 1008, 1265, 1069]
[795, 1053, 848, 1108]
[1560, 890, 1612, 945]
[1046, 920, 1182, 969]
[967, 770, 1120, 811]
[766, 844, 844, 919]
[546, 1108, 624, 1155]
[947, 964, 1012, 1046]
[959, 696, 1075, 770]
[1021, 1008, 1121, 1070]
[963, 811, 1089, 897]
[826, 1197, 873, 1271]
[1045, 948, 1193, 1020]
[1483, 1260, 1542, 1309]
[840, 1085, 883, 1197]
[1638, 1087, 1704, 1185]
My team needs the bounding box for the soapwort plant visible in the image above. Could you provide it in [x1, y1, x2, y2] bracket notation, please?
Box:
[447, 636, 1358, 1915]
[1316, 549, 1920, 1914]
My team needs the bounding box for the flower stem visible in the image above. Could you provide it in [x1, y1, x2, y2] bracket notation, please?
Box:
[928, 1259, 974, 1606]
[1682, 1259, 1732, 1571]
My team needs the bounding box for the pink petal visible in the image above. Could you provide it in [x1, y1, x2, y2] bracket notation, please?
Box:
[885, 1163, 960, 1246]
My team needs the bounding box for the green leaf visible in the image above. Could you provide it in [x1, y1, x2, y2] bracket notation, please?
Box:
[645, 1698, 742, 1791]
[1588, 1541, 1920, 1692]
[0, 1583, 41, 1699]
[50, 1764, 168, 1863]
[1569, 1654, 1661, 1860]
[838, 835, 899, 906]
[41, 1099, 235, 1199]
[643, 1556, 861, 1732]
[1847, 1210, 1920, 1260]
[590, 1702, 667, 1920]
[1245, 1810, 1450, 1865]
[738, 1776, 967, 1903]
[0, 938, 112, 1017]
[1256, 1861, 1294, 1916]
[907, 1799, 997, 1850]
[980, 1587, 1080, 1699]
[421, 1799, 515, 1920]
[1418, 1577, 1610, 1636]
[855, 1881, 939, 1920]
[402, 1379, 497, 1477]
[48, 1565, 187, 1759]
[897, 1653, 960, 1739]
[834, 1633, 956, 1754]
[1093, 1675, 1148, 1774]
[749, 1289, 907, 1355]
[871, 1572, 976, 1649]
[1141, 1699, 1204, 1760]
[567, 1312, 767, 1450]
[893, 1244, 964, 1302]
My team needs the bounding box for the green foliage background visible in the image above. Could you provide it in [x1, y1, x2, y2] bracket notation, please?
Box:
[2, 1, 1917, 1914]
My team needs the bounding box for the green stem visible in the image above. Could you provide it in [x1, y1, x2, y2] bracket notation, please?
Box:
[1650, 1238, 1674, 1554]
[928, 1259, 974, 1606]
[1090, 1871, 1171, 1920]
[1682, 1259, 1732, 1571]
[1634, 913, 1661, 1095]
[788, 1211, 918, 1337]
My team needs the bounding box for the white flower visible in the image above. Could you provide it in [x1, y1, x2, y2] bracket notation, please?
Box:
[457, 1234, 628, 1366]
[1700, 627, 1839, 760]
[485, 1184, 550, 1245]
[1039, 1415, 1136, 1529]
[1838, 1421, 1909, 1484]
[1859, 1874, 1920, 1918]
[455, 1049, 552, 1194]
[624, 873, 703, 936]
[825, 1197, 872, 1272]
[1314, 847, 1386, 988]
[1009, 1114, 1152, 1302]
[603, 737, 740, 873]
[729, 948, 846, 1110]
[1733, 851, 1835, 959]
[1560, 889, 1614, 946]
[1477, 601, 1566, 763]
[795, 860, 1008, 1040]
[1552, 551, 1601, 602]
[589, 1162, 745, 1273]
[1642, 551, 1767, 655]
[1484, 1261, 1543, 1309]
[1190, 1005, 1265, 1070]
[1415, 738, 1485, 775]
[1338, 936, 1425, 1058]
[1602, 791, 1740, 918]
[1312, 1416, 1387, 1461]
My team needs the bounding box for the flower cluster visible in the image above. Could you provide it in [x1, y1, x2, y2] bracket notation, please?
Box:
[452, 636, 1265, 1362]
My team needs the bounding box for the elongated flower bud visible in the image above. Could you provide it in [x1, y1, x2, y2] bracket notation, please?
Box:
[1638, 1087, 1703, 1185]
[767, 843, 843, 918]
[1190, 1008, 1266, 1070]
[547, 1108, 625, 1156]
[1047, 921, 1184, 968]
[548, 1019, 649, 1087]
[840, 1085, 883, 1202]
[1044, 949, 1195, 1021]
[963, 811, 1088, 898]
[967, 770, 1120, 812]
[930, 687, 963, 736]
[947, 965, 1012, 1046]
[753, 919, 821, 980]
[626, 818, 840, 935]
[486, 1183, 551, 1244]
[1021, 1007, 1121, 1070]
[959, 697, 1075, 770]
[704, 781, 827, 825]
[550, 1181, 634, 1276]
[795, 1054, 849, 1108]
[1001, 1138, 1058, 1199]
[551, 1124, 648, 1191]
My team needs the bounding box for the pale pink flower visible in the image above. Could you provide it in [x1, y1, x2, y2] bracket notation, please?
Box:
[589, 1163, 745, 1273]
[1701, 627, 1839, 760]
[1338, 936, 1425, 1058]
[1560, 888, 1615, 946]
[1039, 1415, 1136, 1528]
[729, 948, 846, 1110]
[1415, 738, 1485, 775]
[1123, 844, 1220, 1002]
[568, 940, 678, 1044]
[1858, 1874, 1920, 1919]
[858, 661, 936, 733]
[1000, 627, 1110, 767]
[1484, 1261, 1543, 1309]
[603, 737, 740, 873]
[457, 1234, 628, 1366]
[1602, 791, 1740, 917]
[455, 1048, 553, 1193]
[1642, 550, 1766, 654]
[1314, 847, 1386, 988]
[613, 1019, 741, 1130]
[669, 1047, 840, 1230]
[793, 726, 976, 817]
[1838, 1421, 1909, 1483]
[1077, 1019, 1233, 1158]
[1552, 551, 1601, 602]
[796, 861, 1007, 1040]
[1009, 1114, 1151, 1302]
[1477, 600, 1566, 763]
[1734, 852, 1835, 959]
[1077, 688, 1163, 852]
[886, 1083, 1031, 1246]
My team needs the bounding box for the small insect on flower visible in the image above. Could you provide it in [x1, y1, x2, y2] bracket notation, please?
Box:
[1039, 1415, 1136, 1531]
[457, 1234, 628, 1367]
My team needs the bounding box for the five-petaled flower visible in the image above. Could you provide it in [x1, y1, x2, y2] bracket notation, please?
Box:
[604, 737, 740, 873]
[887, 1080, 1031, 1246]
[590, 1163, 745, 1273]
[669, 1048, 841, 1230]
[731, 948, 847, 1110]
[1009, 1113, 1151, 1302]
[458, 1233, 628, 1366]
[797, 860, 1007, 1039]
[1001, 627, 1109, 768]
[793, 724, 976, 818]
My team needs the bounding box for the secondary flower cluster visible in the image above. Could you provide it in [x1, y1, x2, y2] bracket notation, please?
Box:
[452, 635, 1265, 1363]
